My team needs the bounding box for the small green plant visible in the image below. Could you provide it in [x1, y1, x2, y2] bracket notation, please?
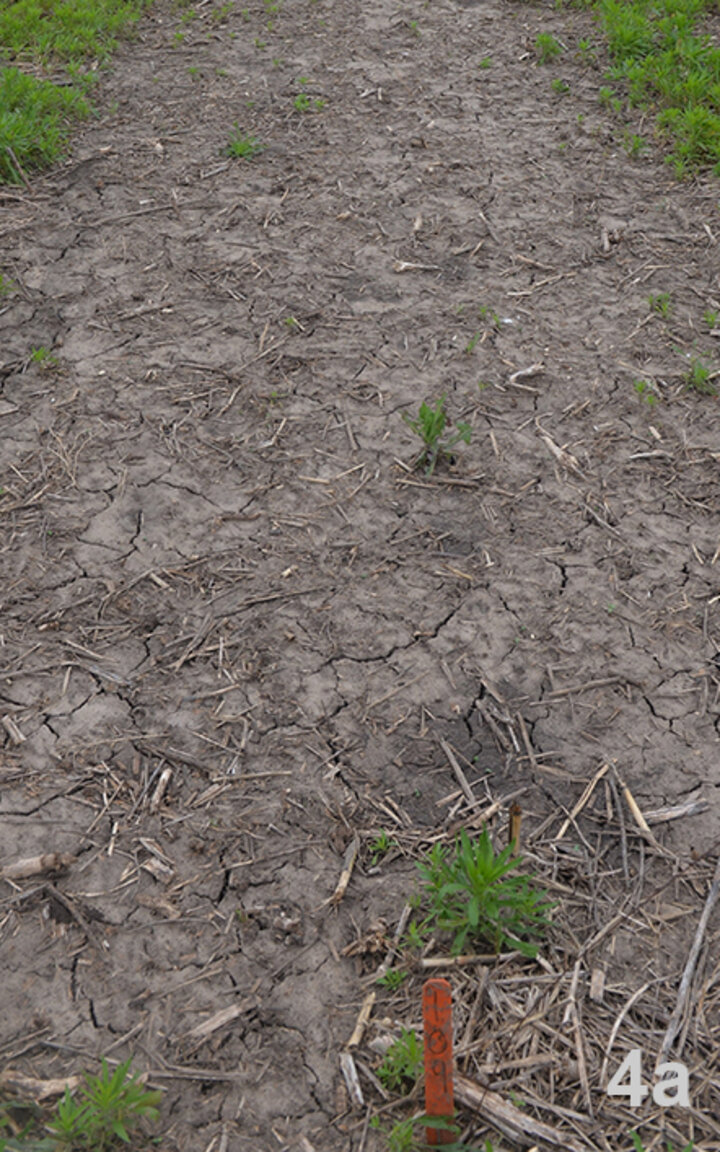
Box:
[648, 292, 671, 317]
[630, 1135, 693, 1152]
[535, 32, 562, 64]
[702, 308, 718, 329]
[369, 829, 398, 865]
[29, 346, 58, 367]
[576, 37, 597, 62]
[551, 77, 570, 94]
[402, 395, 471, 476]
[465, 331, 482, 354]
[0, 274, 14, 297]
[370, 1115, 491, 1152]
[5, 1060, 162, 1152]
[293, 92, 325, 111]
[211, 1, 234, 21]
[417, 828, 554, 956]
[478, 304, 500, 328]
[376, 967, 407, 990]
[403, 917, 427, 951]
[624, 130, 646, 155]
[685, 357, 716, 395]
[377, 1029, 423, 1092]
[633, 379, 658, 406]
[478, 56, 492, 69]
[225, 124, 262, 158]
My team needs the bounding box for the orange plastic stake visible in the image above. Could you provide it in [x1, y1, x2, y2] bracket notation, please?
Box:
[423, 977, 454, 1146]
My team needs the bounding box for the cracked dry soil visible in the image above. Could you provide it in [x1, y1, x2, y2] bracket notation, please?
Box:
[1, 0, 720, 1148]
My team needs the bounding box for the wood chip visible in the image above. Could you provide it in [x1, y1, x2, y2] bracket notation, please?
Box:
[1, 853, 76, 880]
[1, 714, 26, 744]
[0, 1069, 82, 1099]
[185, 1001, 256, 1042]
[339, 1050, 364, 1109]
[149, 766, 173, 812]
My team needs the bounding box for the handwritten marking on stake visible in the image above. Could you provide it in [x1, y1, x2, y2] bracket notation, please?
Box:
[423, 977, 454, 1146]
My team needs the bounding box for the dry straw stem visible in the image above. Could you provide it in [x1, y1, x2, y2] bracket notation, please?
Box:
[325, 833, 360, 906]
[656, 854, 720, 1070]
[347, 991, 377, 1048]
[454, 1073, 589, 1152]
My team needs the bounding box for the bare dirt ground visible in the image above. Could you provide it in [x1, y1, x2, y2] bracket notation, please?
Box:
[2, 0, 720, 1149]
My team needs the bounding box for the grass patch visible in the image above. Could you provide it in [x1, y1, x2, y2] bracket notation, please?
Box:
[0, 0, 149, 183]
[0, 0, 146, 64]
[0, 66, 89, 183]
[592, 0, 720, 174]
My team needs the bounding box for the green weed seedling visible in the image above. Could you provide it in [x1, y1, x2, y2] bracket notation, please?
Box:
[633, 378, 658, 406]
[225, 124, 262, 158]
[624, 131, 646, 155]
[478, 304, 500, 328]
[403, 917, 427, 951]
[369, 829, 398, 866]
[417, 827, 554, 956]
[0, 275, 14, 297]
[576, 37, 597, 63]
[648, 291, 671, 317]
[535, 32, 562, 64]
[685, 357, 717, 395]
[377, 1030, 424, 1092]
[211, 1, 234, 21]
[630, 1135, 693, 1152]
[293, 92, 325, 112]
[551, 78, 570, 94]
[703, 309, 718, 329]
[371, 1114, 493, 1152]
[0, 1060, 162, 1151]
[402, 396, 471, 476]
[29, 346, 58, 367]
[376, 967, 407, 990]
[47, 1059, 161, 1151]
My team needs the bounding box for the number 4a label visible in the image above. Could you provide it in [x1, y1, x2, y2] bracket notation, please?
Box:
[607, 1049, 690, 1108]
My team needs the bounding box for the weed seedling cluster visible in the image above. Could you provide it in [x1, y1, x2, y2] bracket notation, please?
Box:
[416, 828, 553, 956]
[377, 1029, 423, 1092]
[402, 396, 471, 476]
[535, 32, 562, 64]
[224, 123, 263, 158]
[0, 1060, 161, 1151]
